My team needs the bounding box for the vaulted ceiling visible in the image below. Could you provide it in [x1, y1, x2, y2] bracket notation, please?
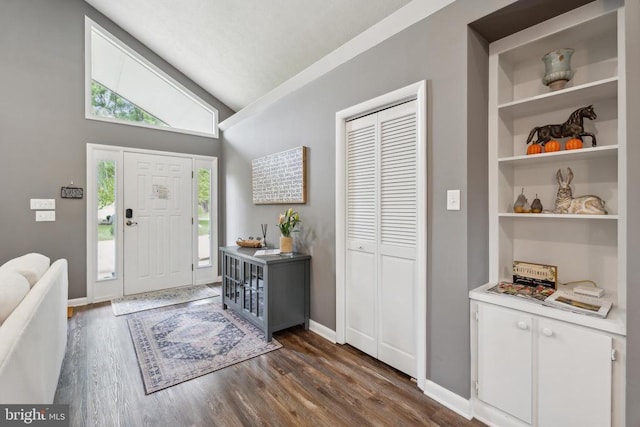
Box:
[85, 0, 412, 112]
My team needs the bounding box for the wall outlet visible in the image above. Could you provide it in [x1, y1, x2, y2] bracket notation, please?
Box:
[30, 199, 56, 210]
[447, 190, 461, 211]
[35, 211, 56, 222]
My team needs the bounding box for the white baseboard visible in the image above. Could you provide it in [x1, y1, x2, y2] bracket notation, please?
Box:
[471, 398, 528, 427]
[424, 380, 472, 420]
[197, 276, 222, 285]
[68, 297, 88, 307]
[308, 319, 337, 343]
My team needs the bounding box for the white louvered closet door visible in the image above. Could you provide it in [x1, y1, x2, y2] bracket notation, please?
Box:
[345, 113, 378, 357]
[377, 101, 417, 377]
[345, 100, 417, 377]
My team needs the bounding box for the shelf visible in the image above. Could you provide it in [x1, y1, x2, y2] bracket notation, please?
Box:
[498, 144, 618, 166]
[498, 77, 617, 119]
[499, 213, 618, 220]
[494, 8, 617, 62]
[470, 283, 626, 336]
[488, 2, 625, 338]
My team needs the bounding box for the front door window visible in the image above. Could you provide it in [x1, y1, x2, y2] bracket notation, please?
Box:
[97, 160, 116, 280]
[198, 167, 212, 267]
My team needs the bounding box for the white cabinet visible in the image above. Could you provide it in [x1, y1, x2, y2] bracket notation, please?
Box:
[471, 1, 627, 425]
[537, 317, 612, 427]
[475, 302, 613, 427]
[477, 304, 533, 424]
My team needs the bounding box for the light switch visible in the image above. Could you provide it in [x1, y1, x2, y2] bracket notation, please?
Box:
[30, 199, 56, 210]
[447, 190, 461, 211]
[36, 211, 56, 222]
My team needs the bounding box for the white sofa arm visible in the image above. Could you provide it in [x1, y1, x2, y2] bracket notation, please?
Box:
[0, 259, 68, 404]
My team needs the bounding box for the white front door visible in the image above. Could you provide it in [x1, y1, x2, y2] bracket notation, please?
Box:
[123, 152, 193, 295]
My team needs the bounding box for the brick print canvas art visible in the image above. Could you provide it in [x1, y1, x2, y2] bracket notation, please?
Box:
[252, 146, 307, 204]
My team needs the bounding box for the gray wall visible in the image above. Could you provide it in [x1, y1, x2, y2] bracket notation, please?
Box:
[625, 0, 640, 424]
[222, 0, 640, 404]
[0, 0, 234, 299]
[222, 0, 512, 398]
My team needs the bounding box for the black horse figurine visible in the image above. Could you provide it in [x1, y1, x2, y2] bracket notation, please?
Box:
[526, 105, 597, 147]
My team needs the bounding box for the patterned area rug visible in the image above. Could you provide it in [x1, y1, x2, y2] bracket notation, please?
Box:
[111, 284, 220, 316]
[128, 301, 281, 394]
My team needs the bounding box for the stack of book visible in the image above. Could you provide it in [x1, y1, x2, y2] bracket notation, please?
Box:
[543, 290, 612, 318]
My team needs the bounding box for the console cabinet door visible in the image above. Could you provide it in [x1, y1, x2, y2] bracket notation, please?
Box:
[537, 318, 612, 427]
[478, 303, 533, 424]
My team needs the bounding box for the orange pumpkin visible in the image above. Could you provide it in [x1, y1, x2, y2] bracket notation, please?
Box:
[527, 143, 542, 155]
[566, 138, 583, 150]
[544, 140, 561, 152]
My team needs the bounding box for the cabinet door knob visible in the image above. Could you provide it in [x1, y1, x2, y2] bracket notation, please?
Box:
[517, 321, 528, 330]
[542, 327, 554, 337]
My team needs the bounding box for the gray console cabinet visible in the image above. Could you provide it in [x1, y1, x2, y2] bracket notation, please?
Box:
[220, 246, 310, 341]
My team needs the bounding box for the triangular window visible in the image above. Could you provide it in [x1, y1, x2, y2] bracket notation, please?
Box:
[85, 17, 218, 137]
[91, 80, 168, 127]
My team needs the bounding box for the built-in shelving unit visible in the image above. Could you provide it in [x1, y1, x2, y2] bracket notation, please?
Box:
[485, 1, 626, 320]
[470, 1, 626, 425]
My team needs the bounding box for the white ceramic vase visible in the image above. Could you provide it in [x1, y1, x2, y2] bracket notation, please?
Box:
[542, 48, 575, 91]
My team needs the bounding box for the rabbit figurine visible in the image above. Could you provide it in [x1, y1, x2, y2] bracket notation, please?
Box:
[553, 168, 607, 215]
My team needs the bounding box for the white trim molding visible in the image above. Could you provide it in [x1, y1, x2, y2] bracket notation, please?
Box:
[309, 320, 337, 343]
[471, 397, 529, 427]
[219, 0, 454, 131]
[67, 298, 88, 307]
[335, 80, 428, 390]
[425, 380, 473, 420]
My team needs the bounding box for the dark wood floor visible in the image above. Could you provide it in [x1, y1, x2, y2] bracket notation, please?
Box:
[55, 293, 484, 427]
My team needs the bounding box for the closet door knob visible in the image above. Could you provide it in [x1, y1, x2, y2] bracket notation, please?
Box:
[542, 327, 554, 337]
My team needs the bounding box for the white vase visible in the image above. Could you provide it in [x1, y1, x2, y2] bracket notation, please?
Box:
[542, 48, 575, 91]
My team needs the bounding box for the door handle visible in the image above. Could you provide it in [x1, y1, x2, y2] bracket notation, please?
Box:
[126, 220, 138, 226]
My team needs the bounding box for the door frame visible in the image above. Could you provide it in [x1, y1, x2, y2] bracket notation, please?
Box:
[86, 143, 218, 303]
[335, 81, 427, 390]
